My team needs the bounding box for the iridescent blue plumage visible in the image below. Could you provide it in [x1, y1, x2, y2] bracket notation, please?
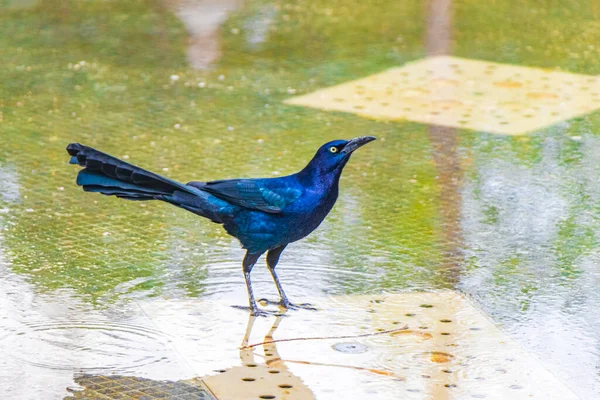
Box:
[66, 136, 376, 315]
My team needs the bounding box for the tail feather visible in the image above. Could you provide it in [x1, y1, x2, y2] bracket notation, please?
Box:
[67, 143, 189, 194]
[67, 143, 225, 223]
[76, 169, 169, 194]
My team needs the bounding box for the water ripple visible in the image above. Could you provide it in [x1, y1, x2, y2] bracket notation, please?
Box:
[2, 321, 173, 373]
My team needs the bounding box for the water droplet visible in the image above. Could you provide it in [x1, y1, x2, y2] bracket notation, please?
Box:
[332, 342, 368, 354]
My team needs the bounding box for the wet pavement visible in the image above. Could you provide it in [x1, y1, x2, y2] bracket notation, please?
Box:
[1, 0, 600, 399]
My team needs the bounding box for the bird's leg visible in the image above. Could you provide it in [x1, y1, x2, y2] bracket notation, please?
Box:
[267, 264, 291, 306]
[267, 246, 316, 311]
[243, 252, 270, 317]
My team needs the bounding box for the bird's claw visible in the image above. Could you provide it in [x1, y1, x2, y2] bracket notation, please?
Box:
[256, 298, 317, 312]
[281, 301, 317, 311]
[251, 308, 274, 317]
[231, 304, 277, 317]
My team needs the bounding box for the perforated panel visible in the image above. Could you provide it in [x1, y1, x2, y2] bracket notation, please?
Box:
[285, 56, 600, 135]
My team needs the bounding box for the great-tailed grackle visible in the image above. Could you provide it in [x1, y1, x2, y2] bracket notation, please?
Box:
[66, 136, 376, 315]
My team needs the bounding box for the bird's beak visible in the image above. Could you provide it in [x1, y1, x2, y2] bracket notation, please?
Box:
[342, 136, 377, 154]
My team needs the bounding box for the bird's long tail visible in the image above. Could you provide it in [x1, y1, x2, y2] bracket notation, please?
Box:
[66, 143, 224, 222]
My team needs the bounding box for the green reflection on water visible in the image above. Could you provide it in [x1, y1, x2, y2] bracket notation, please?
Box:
[0, 0, 599, 306]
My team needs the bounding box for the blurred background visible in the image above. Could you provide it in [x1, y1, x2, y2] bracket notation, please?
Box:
[1, 0, 600, 399]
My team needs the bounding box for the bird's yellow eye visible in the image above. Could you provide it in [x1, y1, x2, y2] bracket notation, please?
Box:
[329, 146, 338, 153]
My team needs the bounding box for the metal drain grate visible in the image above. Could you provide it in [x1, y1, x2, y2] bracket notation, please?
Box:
[67, 374, 215, 400]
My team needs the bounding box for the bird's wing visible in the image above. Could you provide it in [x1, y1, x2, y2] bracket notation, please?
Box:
[187, 179, 302, 214]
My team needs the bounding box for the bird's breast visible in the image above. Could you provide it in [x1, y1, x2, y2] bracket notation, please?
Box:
[285, 186, 338, 234]
[223, 182, 339, 253]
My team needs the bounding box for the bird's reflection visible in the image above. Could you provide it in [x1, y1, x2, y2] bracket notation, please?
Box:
[202, 312, 316, 399]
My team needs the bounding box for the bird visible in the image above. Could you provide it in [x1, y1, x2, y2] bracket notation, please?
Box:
[66, 136, 376, 316]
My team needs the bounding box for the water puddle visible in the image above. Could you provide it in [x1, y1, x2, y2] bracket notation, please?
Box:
[2, 0, 600, 398]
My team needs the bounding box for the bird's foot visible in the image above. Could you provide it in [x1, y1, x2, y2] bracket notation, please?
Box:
[231, 304, 276, 317]
[256, 298, 316, 312]
[251, 307, 274, 317]
[280, 300, 317, 311]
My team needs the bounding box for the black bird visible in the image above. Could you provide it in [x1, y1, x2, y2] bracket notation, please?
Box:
[67, 136, 376, 315]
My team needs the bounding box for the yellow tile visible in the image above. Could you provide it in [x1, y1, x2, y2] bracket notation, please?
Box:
[285, 56, 600, 135]
[139, 292, 581, 400]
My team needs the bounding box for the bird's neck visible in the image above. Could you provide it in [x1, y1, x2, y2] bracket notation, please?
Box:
[297, 161, 344, 190]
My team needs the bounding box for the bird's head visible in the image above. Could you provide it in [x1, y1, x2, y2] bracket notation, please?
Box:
[300, 136, 376, 180]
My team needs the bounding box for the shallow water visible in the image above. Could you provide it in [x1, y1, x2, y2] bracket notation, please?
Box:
[1, 0, 600, 398]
